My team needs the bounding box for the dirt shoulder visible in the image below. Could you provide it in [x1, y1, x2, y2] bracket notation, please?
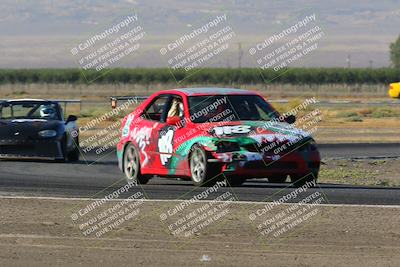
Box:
[1, 198, 400, 267]
[319, 158, 400, 187]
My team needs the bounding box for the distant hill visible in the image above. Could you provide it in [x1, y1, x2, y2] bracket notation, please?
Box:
[0, 0, 399, 68]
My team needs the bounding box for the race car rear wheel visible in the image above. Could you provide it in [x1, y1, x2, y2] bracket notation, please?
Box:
[123, 143, 149, 184]
[189, 145, 220, 186]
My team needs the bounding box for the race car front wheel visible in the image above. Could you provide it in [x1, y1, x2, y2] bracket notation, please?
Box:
[123, 143, 149, 184]
[189, 145, 220, 186]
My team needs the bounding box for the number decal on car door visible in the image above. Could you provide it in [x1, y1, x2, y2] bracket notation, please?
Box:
[158, 127, 174, 166]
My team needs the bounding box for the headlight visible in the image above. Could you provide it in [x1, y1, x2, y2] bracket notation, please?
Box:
[215, 141, 240, 152]
[38, 130, 57, 138]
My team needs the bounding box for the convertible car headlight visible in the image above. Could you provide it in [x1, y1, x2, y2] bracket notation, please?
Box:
[38, 130, 57, 138]
[215, 141, 241, 152]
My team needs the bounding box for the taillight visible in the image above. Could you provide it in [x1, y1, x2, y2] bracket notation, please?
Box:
[390, 85, 394, 90]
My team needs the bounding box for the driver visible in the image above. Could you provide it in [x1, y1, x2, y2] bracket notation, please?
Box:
[39, 105, 56, 119]
[167, 98, 183, 118]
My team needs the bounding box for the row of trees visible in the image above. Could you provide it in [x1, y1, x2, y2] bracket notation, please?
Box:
[0, 68, 399, 85]
[390, 35, 400, 69]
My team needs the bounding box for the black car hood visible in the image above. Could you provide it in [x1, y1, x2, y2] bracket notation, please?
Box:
[0, 119, 64, 139]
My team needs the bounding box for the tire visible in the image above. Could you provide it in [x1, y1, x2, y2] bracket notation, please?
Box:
[68, 148, 80, 162]
[268, 175, 287, 183]
[290, 171, 317, 187]
[56, 136, 68, 163]
[189, 145, 221, 186]
[68, 137, 80, 162]
[123, 143, 150, 184]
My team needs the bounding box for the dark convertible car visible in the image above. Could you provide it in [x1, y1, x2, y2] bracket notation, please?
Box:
[0, 99, 80, 161]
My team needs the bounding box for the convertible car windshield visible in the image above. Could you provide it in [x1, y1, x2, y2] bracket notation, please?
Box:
[188, 95, 278, 123]
[0, 101, 61, 120]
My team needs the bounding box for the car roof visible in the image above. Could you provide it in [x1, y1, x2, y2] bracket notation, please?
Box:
[0, 99, 61, 109]
[168, 88, 258, 96]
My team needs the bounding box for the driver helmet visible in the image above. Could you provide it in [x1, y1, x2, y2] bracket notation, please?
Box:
[39, 105, 56, 119]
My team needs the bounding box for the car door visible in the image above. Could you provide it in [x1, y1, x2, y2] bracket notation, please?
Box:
[157, 94, 189, 175]
[135, 94, 170, 173]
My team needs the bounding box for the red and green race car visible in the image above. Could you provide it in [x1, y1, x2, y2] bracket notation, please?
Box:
[116, 88, 321, 187]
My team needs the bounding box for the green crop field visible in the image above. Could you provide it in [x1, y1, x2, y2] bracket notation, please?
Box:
[0, 68, 399, 85]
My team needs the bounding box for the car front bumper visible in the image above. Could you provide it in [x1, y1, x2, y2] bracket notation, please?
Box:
[0, 139, 64, 159]
[209, 150, 321, 178]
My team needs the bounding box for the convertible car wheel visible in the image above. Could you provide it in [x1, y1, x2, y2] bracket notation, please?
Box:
[56, 137, 69, 163]
[123, 143, 149, 184]
[67, 137, 80, 162]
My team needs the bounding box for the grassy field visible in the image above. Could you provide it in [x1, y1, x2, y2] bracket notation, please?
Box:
[319, 158, 400, 186]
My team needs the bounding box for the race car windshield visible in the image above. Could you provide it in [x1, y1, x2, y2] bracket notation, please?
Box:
[188, 95, 278, 123]
[0, 102, 61, 120]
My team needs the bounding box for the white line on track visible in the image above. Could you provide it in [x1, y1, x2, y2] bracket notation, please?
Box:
[1, 195, 400, 208]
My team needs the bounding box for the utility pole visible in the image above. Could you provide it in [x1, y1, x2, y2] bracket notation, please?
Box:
[369, 59, 373, 69]
[238, 43, 243, 69]
[346, 54, 351, 68]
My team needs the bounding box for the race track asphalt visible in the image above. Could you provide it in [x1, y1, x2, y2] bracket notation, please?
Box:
[0, 143, 399, 205]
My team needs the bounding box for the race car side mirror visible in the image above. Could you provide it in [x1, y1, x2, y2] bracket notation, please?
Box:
[284, 115, 296, 124]
[66, 115, 78, 124]
[166, 116, 181, 127]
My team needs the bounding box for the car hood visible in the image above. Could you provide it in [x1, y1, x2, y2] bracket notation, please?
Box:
[0, 119, 63, 139]
[199, 120, 311, 144]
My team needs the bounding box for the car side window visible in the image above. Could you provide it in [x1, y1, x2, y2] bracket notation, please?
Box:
[0, 104, 12, 119]
[143, 95, 169, 122]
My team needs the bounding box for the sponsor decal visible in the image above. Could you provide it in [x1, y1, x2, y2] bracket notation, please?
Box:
[212, 125, 252, 136]
[130, 126, 151, 166]
[158, 127, 175, 166]
[122, 115, 134, 137]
